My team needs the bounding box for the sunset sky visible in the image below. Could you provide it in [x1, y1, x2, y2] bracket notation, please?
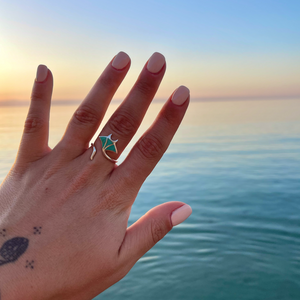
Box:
[0, 0, 299, 102]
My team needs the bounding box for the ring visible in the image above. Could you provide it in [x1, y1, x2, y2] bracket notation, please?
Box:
[90, 134, 118, 163]
[90, 143, 97, 161]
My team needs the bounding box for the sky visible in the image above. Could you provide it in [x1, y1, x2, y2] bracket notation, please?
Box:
[0, 0, 299, 102]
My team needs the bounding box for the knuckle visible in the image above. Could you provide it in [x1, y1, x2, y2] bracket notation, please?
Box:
[24, 115, 44, 134]
[163, 108, 177, 125]
[150, 219, 166, 244]
[135, 79, 153, 96]
[31, 87, 44, 102]
[73, 106, 99, 127]
[99, 73, 118, 90]
[109, 111, 136, 138]
[136, 134, 163, 160]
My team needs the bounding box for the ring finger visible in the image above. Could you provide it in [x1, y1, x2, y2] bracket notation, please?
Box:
[55, 51, 131, 159]
[88, 52, 166, 165]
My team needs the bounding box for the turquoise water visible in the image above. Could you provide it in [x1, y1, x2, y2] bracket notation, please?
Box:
[1, 99, 300, 299]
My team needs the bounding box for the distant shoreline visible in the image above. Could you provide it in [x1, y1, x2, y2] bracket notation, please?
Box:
[0, 96, 299, 107]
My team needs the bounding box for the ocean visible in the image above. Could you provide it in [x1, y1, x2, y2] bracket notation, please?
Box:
[1, 99, 300, 299]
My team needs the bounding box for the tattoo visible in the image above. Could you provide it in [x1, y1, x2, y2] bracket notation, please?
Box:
[0, 226, 42, 270]
[0, 237, 29, 266]
[33, 226, 42, 235]
[25, 260, 35, 269]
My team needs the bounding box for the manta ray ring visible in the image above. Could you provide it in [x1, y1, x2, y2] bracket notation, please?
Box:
[90, 134, 118, 163]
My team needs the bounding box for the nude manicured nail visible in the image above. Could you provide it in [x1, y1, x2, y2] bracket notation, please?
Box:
[171, 86, 190, 105]
[112, 51, 130, 70]
[36, 65, 48, 82]
[147, 52, 165, 74]
[171, 204, 192, 226]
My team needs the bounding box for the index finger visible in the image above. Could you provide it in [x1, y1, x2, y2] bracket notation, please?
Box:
[112, 86, 190, 201]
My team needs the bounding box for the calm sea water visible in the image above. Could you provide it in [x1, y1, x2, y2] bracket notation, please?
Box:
[1, 99, 300, 299]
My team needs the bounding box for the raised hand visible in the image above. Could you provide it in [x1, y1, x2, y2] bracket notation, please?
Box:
[0, 52, 192, 300]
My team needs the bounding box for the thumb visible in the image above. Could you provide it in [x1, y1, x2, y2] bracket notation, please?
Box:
[118, 202, 192, 266]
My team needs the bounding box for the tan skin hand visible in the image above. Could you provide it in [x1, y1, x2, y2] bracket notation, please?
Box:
[0, 52, 191, 300]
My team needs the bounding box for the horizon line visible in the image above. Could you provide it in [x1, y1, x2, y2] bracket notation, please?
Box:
[0, 95, 299, 107]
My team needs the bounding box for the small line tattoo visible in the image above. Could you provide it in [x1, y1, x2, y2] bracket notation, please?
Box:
[25, 260, 35, 269]
[0, 237, 29, 267]
[33, 226, 42, 235]
[0, 229, 6, 237]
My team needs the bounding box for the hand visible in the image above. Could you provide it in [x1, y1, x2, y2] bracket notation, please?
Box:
[0, 52, 192, 300]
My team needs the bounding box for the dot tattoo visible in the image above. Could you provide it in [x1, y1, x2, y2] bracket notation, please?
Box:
[0, 229, 6, 237]
[25, 260, 35, 269]
[33, 226, 42, 235]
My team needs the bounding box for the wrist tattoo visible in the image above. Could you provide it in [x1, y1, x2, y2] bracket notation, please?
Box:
[0, 226, 42, 269]
[0, 237, 29, 266]
[33, 226, 42, 235]
[25, 260, 35, 269]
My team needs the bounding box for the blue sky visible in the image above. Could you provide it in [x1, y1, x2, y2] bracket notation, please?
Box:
[0, 0, 299, 100]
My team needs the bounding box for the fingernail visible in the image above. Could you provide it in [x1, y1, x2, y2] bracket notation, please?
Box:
[147, 52, 165, 74]
[36, 65, 48, 82]
[112, 51, 130, 70]
[171, 204, 192, 226]
[171, 86, 190, 105]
